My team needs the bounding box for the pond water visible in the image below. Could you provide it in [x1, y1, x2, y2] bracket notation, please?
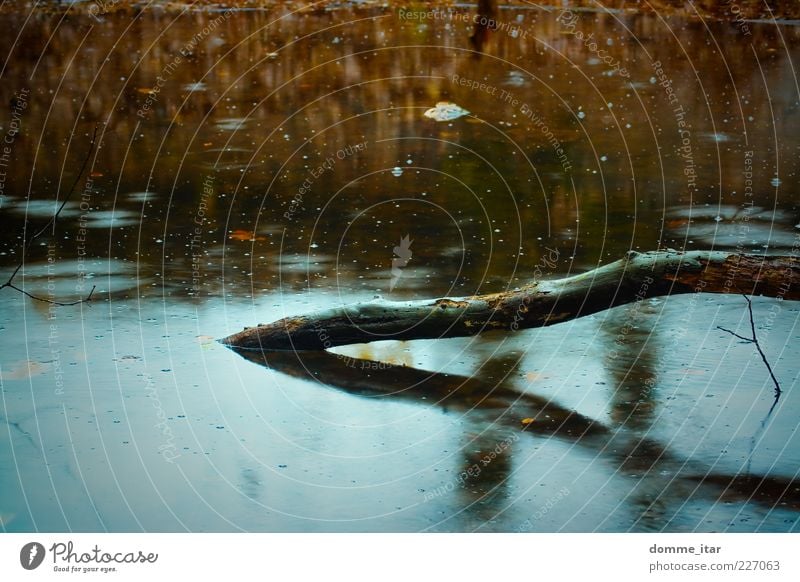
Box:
[0, 5, 799, 532]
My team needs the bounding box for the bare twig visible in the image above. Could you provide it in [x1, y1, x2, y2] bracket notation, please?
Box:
[5, 282, 96, 306]
[0, 126, 99, 306]
[717, 294, 782, 397]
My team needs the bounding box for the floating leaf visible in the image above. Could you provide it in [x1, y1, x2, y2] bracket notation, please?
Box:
[423, 101, 470, 122]
[228, 229, 265, 242]
[1, 360, 50, 380]
[521, 418, 535, 426]
[525, 371, 550, 382]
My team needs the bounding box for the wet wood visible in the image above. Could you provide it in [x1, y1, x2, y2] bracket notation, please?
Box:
[221, 250, 799, 351]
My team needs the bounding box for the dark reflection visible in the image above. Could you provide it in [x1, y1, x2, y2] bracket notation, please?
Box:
[232, 347, 800, 516]
[448, 352, 526, 528]
[600, 300, 660, 430]
[470, 0, 499, 55]
[232, 347, 604, 439]
[452, 427, 516, 529]
[685, 474, 800, 511]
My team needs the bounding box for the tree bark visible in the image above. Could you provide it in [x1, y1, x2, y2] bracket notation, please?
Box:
[221, 250, 799, 351]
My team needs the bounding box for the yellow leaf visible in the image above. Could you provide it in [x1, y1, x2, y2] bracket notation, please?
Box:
[525, 371, 550, 382]
[1, 360, 50, 380]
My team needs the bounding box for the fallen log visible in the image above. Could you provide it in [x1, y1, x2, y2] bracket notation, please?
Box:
[221, 250, 799, 351]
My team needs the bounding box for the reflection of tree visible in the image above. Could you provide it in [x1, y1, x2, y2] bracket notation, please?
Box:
[599, 300, 660, 430]
[469, 0, 499, 56]
[451, 351, 522, 529]
[233, 347, 800, 526]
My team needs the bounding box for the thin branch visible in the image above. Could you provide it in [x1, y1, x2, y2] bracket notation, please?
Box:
[715, 326, 752, 343]
[742, 294, 782, 396]
[0, 126, 99, 306]
[717, 294, 782, 397]
[6, 283, 96, 306]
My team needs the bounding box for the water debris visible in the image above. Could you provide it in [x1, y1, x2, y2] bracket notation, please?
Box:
[504, 71, 527, 87]
[423, 102, 470, 122]
[215, 118, 248, 132]
[182, 82, 207, 92]
[228, 229, 265, 242]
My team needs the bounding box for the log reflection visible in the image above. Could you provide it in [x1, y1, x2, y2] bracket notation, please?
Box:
[231, 347, 800, 515]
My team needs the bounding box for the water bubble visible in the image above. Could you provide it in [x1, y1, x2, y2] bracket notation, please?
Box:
[391, 167, 404, 177]
[771, 177, 782, 187]
[577, 111, 586, 119]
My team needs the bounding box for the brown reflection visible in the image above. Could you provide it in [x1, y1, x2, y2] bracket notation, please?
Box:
[1, 9, 797, 303]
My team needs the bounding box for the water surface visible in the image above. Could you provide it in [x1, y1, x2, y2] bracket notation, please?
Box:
[0, 5, 798, 532]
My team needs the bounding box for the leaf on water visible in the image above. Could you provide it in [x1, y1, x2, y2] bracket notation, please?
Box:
[1, 360, 50, 380]
[521, 418, 535, 425]
[228, 229, 265, 242]
[423, 101, 470, 122]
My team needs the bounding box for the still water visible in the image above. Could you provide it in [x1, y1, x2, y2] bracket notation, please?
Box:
[0, 5, 799, 532]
